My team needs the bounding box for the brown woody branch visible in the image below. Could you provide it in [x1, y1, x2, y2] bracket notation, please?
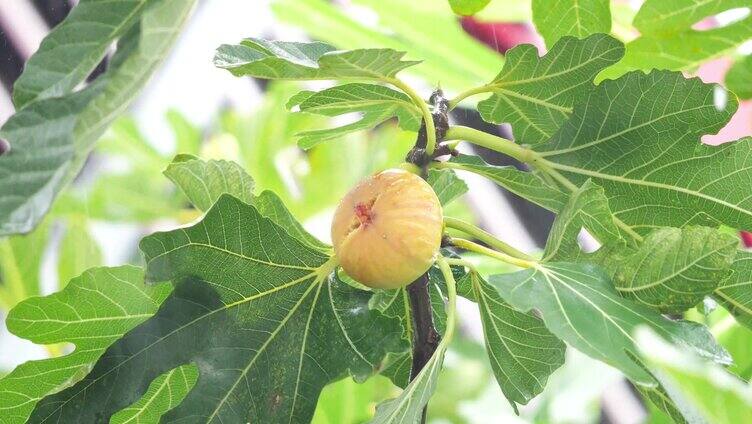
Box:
[404, 88, 449, 424]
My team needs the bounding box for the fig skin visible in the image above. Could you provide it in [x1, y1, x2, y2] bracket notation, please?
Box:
[331, 169, 443, 289]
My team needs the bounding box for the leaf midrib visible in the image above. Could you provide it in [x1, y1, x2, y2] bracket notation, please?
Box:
[550, 162, 752, 221]
[147, 239, 321, 272]
[491, 88, 573, 114]
[539, 103, 715, 157]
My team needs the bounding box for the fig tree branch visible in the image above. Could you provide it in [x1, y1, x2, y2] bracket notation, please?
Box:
[406, 273, 439, 424]
[402, 87, 451, 424]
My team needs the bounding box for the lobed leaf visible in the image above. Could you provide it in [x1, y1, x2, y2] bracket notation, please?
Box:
[531, 0, 611, 47]
[164, 154, 255, 212]
[489, 262, 731, 385]
[28, 195, 405, 423]
[0, 0, 196, 236]
[542, 177, 738, 315]
[0, 266, 172, 423]
[477, 34, 624, 144]
[272, 0, 503, 93]
[164, 155, 328, 251]
[421, 259, 564, 410]
[252, 191, 332, 251]
[214, 38, 420, 81]
[289, 83, 422, 149]
[535, 70, 752, 233]
[599, 0, 752, 80]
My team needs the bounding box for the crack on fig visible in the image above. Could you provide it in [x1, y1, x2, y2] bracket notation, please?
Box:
[347, 219, 361, 234]
[354, 197, 377, 228]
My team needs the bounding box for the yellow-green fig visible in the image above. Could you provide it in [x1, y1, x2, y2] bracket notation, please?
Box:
[331, 169, 443, 289]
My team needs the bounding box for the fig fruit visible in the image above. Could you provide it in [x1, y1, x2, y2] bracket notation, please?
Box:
[332, 169, 443, 289]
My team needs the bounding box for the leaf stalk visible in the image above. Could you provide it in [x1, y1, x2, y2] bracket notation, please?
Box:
[442, 257, 479, 273]
[387, 78, 437, 155]
[436, 256, 457, 346]
[449, 237, 538, 269]
[447, 85, 492, 110]
[444, 126, 537, 163]
[316, 255, 339, 282]
[443, 217, 534, 261]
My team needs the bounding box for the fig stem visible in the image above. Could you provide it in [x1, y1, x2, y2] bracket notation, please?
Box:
[450, 237, 538, 269]
[387, 77, 437, 155]
[436, 256, 458, 347]
[443, 257, 478, 272]
[443, 217, 535, 261]
[397, 162, 422, 175]
[447, 85, 493, 110]
[444, 125, 536, 163]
